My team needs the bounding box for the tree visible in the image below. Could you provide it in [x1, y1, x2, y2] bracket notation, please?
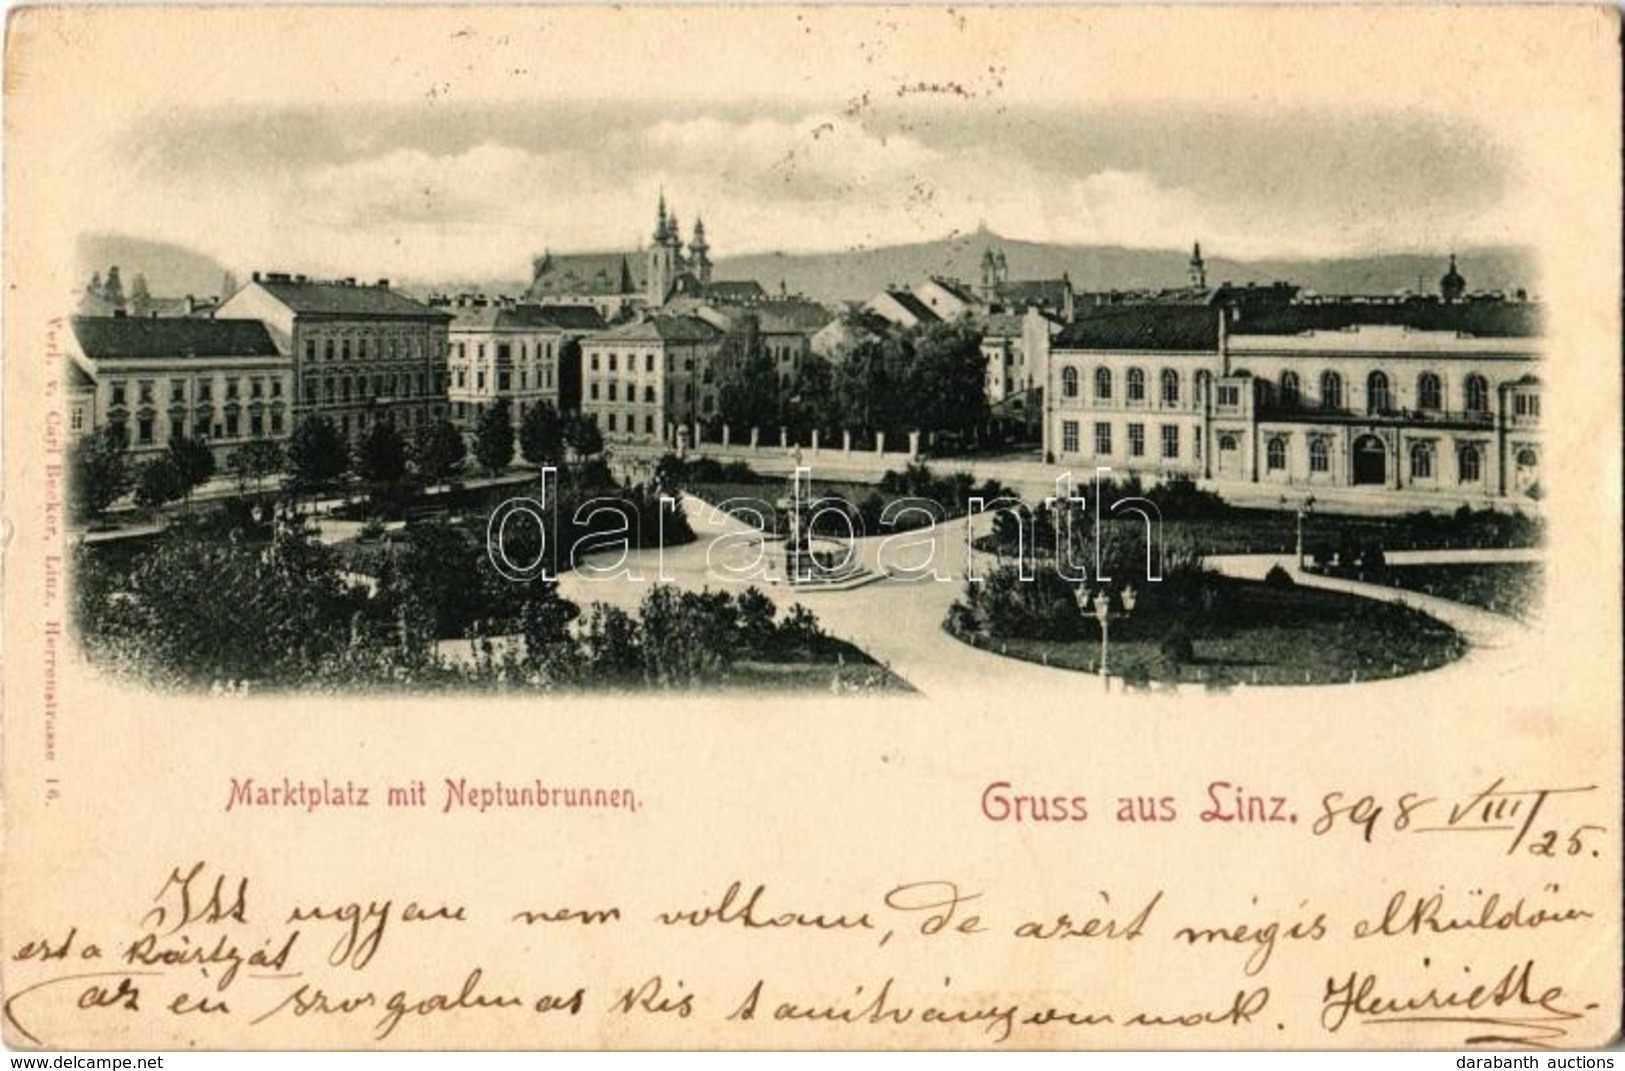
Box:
[412, 419, 466, 486]
[68, 425, 132, 523]
[227, 438, 283, 496]
[519, 400, 566, 469]
[908, 321, 988, 446]
[354, 420, 408, 489]
[564, 413, 603, 462]
[473, 400, 516, 477]
[283, 414, 348, 503]
[714, 315, 782, 433]
[166, 433, 216, 506]
[130, 273, 151, 303]
[87, 271, 104, 300]
[133, 455, 186, 511]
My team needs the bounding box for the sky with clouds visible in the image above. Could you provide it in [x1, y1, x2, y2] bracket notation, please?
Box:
[67, 9, 1537, 283]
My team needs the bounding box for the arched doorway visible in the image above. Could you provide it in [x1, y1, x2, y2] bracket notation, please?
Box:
[1352, 434, 1387, 485]
[1216, 432, 1241, 477]
[1514, 446, 1539, 494]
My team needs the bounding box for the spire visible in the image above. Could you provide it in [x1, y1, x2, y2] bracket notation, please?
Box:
[667, 207, 681, 247]
[1189, 240, 1207, 290]
[653, 190, 670, 243]
[691, 215, 709, 251]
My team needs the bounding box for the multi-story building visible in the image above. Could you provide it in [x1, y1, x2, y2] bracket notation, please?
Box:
[444, 298, 606, 431]
[579, 316, 724, 445]
[66, 314, 293, 464]
[1035, 275, 1543, 500]
[214, 273, 452, 441]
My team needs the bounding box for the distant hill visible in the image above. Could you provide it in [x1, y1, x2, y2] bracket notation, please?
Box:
[75, 233, 234, 301]
[710, 233, 1541, 305]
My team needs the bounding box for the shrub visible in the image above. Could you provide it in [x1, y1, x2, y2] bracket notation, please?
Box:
[1160, 625, 1195, 665]
[1263, 564, 1296, 589]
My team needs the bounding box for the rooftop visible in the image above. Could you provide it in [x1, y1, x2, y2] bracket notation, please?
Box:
[72, 316, 282, 360]
[1056, 306, 1221, 352]
[589, 315, 723, 345]
[251, 274, 448, 319]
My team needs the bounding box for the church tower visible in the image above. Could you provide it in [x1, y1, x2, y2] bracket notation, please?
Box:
[690, 216, 713, 284]
[979, 246, 1008, 302]
[647, 193, 679, 306]
[1188, 241, 1207, 290]
[1439, 253, 1466, 303]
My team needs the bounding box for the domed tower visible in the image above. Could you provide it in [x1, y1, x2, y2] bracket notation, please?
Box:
[1439, 253, 1466, 303]
[648, 192, 678, 305]
[1188, 241, 1207, 290]
[689, 215, 712, 284]
[979, 245, 1008, 302]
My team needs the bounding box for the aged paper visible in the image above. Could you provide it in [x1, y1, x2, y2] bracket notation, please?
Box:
[3, 5, 1621, 1050]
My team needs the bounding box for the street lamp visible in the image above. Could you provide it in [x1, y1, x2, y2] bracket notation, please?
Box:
[1280, 494, 1316, 570]
[1075, 583, 1138, 684]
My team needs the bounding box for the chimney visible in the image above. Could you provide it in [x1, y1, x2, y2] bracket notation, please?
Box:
[377, 278, 390, 289]
[344, 277, 356, 286]
[295, 274, 308, 284]
[251, 271, 261, 283]
[113, 308, 127, 318]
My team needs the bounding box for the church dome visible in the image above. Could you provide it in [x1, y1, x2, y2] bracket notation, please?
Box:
[1440, 254, 1466, 301]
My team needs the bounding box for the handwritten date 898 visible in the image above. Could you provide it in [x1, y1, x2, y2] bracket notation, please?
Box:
[1313, 778, 1604, 858]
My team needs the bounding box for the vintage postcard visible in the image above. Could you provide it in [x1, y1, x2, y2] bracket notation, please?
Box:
[3, 5, 1620, 1051]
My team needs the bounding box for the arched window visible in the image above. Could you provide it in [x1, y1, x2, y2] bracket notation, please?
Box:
[1320, 371, 1343, 410]
[1309, 438, 1329, 473]
[1061, 366, 1078, 398]
[1160, 368, 1180, 406]
[1458, 444, 1482, 483]
[1266, 437, 1287, 471]
[1126, 367, 1145, 402]
[1410, 442, 1434, 479]
[1464, 374, 1489, 413]
[1194, 370, 1213, 406]
[1094, 367, 1113, 401]
[1417, 372, 1442, 411]
[1367, 371, 1391, 414]
[1279, 371, 1301, 408]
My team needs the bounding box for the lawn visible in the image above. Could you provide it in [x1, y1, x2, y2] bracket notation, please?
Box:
[1315, 562, 1544, 621]
[948, 576, 1466, 687]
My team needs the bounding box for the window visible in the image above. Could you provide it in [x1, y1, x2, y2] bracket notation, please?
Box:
[1514, 393, 1541, 420]
[645, 415, 655, 434]
[251, 378, 264, 399]
[591, 354, 600, 372]
[476, 372, 486, 391]
[646, 354, 655, 373]
[341, 339, 351, 361]
[1464, 374, 1490, 413]
[589, 383, 599, 401]
[226, 379, 240, 401]
[609, 354, 617, 372]
[1061, 366, 1078, 398]
[1410, 442, 1434, 479]
[1309, 439, 1329, 473]
[1160, 424, 1179, 459]
[323, 377, 335, 403]
[608, 383, 618, 402]
[325, 340, 335, 361]
[111, 382, 127, 407]
[1417, 372, 1442, 411]
[1321, 371, 1343, 410]
[498, 372, 511, 392]
[1160, 369, 1180, 407]
[305, 339, 316, 361]
[71, 408, 84, 431]
[1217, 384, 1240, 408]
[1062, 420, 1078, 453]
[271, 411, 284, 435]
[137, 417, 154, 444]
[170, 381, 185, 404]
[342, 378, 352, 402]
[199, 381, 213, 402]
[139, 381, 155, 405]
[271, 380, 283, 399]
[1267, 437, 1287, 471]
[1126, 368, 1145, 403]
[1458, 445, 1482, 482]
[608, 413, 617, 432]
[1367, 371, 1391, 413]
[302, 379, 316, 403]
[1128, 423, 1145, 457]
[1279, 371, 1300, 408]
[644, 386, 656, 404]
[1094, 367, 1113, 402]
[1195, 370, 1212, 405]
[497, 344, 510, 363]
[359, 338, 368, 360]
[1094, 422, 1112, 455]
[251, 412, 264, 438]
[224, 412, 239, 438]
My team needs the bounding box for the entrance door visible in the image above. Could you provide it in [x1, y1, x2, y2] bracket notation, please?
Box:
[1352, 434, 1387, 485]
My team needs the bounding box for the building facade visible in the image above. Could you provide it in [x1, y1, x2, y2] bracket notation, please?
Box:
[215, 273, 452, 442]
[67, 315, 293, 465]
[579, 316, 724, 445]
[1035, 297, 1543, 500]
[444, 299, 606, 432]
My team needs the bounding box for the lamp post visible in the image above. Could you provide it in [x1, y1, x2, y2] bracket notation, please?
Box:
[1280, 494, 1316, 570]
[1075, 583, 1138, 685]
